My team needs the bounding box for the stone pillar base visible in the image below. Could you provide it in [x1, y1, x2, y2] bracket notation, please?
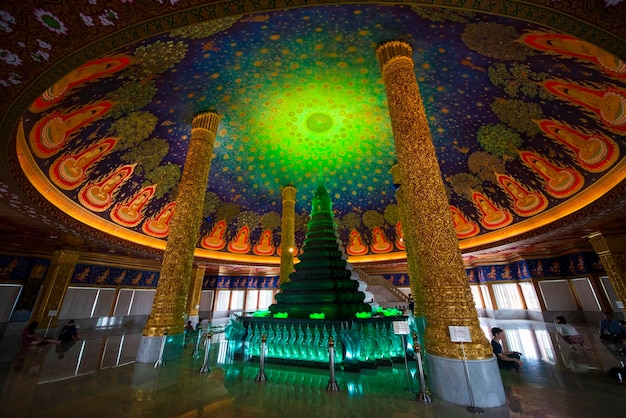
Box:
[136, 336, 163, 364]
[426, 353, 506, 408]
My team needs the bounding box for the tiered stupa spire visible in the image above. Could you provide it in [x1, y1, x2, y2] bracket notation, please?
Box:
[269, 185, 371, 320]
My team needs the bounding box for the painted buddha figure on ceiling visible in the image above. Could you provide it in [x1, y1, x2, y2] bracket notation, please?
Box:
[79, 165, 134, 212]
[370, 227, 393, 253]
[253, 229, 275, 256]
[201, 220, 227, 251]
[449, 206, 479, 239]
[143, 202, 176, 238]
[30, 56, 132, 112]
[50, 137, 117, 189]
[496, 174, 547, 217]
[536, 120, 617, 172]
[29, 101, 112, 158]
[472, 192, 512, 230]
[543, 80, 626, 130]
[520, 151, 583, 198]
[520, 32, 626, 76]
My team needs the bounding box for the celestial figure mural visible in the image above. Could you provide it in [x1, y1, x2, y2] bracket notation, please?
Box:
[543, 80, 626, 132]
[49, 137, 117, 190]
[346, 230, 368, 256]
[519, 151, 584, 198]
[78, 165, 135, 212]
[472, 192, 513, 230]
[369, 227, 393, 254]
[111, 185, 156, 227]
[228, 226, 252, 253]
[536, 119, 619, 173]
[142, 202, 176, 238]
[29, 101, 112, 158]
[496, 174, 547, 217]
[520, 32, 626, 77]
[449, 206, 480, 239]
[395, 222, 406, 251]
[29, 56, 132, 112]
[253, 229, 275, 256]
[201, 220, 227, 251]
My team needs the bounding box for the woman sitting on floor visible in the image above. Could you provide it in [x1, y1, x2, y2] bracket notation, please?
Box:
[555, 316, 585, 350]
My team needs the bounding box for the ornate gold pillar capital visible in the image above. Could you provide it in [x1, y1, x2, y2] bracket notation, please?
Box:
[282, 184, 296, 202]
[376, 40, 413, 71]
[191, 111, 220, 132]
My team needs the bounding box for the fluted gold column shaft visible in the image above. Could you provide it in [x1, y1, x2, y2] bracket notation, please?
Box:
[377, 41, 491, 359]
[279, 185, 296, 284]
[589, 231, 626, 316]
[186, 265, 206, 319]
[31, 250, 80, 328]
[143, 112, 220, 337]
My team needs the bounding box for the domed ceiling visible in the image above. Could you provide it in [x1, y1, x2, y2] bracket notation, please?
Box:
[12, 3, 626, 262]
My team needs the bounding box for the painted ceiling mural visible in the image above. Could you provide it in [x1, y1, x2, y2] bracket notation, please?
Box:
[15, 4, 626, 259]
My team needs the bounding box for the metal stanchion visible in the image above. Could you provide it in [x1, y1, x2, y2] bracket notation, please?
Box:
[199, 331, 213, 373]
[412, 333, 432, 404]
[154, 330, 168, 368]
[326, 337, 339, 391]
[193, 325, 204, 359]
[255, 334, 267, 382]
[460, 342, 483, 414]
[402, 334, 415, 392]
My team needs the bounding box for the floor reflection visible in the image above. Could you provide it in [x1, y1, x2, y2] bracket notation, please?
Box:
[0, 319, 625, 418]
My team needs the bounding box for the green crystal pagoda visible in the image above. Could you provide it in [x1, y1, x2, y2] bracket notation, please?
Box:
[269, 185, 371, 320]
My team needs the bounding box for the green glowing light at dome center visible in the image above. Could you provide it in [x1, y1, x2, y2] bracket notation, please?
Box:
[306, 113, 333, 132]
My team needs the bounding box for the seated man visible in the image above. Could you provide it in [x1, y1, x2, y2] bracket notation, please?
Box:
[599, 311, 622, 342]
[491, 327, 523, 372]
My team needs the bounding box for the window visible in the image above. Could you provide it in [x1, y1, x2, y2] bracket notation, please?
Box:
[519, 282, 541, 311]
[492, 283, 524, 309]
[480, 285, 493, 310]
[469, 285, 484, 309]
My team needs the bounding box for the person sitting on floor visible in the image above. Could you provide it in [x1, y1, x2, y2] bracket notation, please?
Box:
[555, 316, 585, 350]
[599, 311, 622, 342]
[58, 319, 80, 342]
[491, 327, 523, 372]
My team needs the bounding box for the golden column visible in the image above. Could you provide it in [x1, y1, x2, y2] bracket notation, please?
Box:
[390, 164, 423, 319]
[376, 41, 491, 359]
[589, 231, 626, 315]
[279, 185, 297, 284]
[186, 265, 206, 324]
[31, 249, 80, 329]
[142, 112, 220, 338]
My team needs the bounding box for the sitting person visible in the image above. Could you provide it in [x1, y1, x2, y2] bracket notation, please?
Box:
[599, 311, 622, 342]
[184, 320, 194, 333]
[491, 327, 523, 372]
[555, 316, 585, 349]
[58, 319, 80, 342]
[20, 321, 41, 353]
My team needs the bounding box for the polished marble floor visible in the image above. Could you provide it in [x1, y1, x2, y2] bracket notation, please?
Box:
[0, 318, 624, 418]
